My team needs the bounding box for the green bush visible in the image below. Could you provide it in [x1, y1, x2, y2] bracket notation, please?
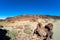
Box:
[24, 25, 33, 34]
[0, 24, 3, 28]
[7, 30, 17, 40]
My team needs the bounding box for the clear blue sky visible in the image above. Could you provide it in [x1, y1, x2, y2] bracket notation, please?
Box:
[0, 0, 60, 19]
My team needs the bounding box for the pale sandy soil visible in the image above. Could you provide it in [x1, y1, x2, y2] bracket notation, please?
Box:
[53, 21, 60, 40]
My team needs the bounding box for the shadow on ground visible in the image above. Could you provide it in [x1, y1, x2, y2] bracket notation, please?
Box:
[0, 29, 10, 40]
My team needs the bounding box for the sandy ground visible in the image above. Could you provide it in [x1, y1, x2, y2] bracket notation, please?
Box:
[53, 21, 60, 40]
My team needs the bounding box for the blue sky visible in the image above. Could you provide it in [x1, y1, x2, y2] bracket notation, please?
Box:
[0, 0, 60, 19]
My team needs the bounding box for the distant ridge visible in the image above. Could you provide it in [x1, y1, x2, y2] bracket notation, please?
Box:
[0, 14, 60, 22]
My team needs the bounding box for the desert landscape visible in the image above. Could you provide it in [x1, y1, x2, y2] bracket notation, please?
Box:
[0, 15, 60, 40]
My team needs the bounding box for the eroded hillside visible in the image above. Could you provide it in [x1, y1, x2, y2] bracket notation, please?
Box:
[0, 15, 60, 27]
[0, 15, 60, 40]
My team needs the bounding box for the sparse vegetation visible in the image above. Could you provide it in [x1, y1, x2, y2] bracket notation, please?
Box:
[24, 25, 33, 34]
[32, 19, 36, 22]
[0, 15, 60, 40]
[0, 24, 3, 28]
[7, 30, 17, 40]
